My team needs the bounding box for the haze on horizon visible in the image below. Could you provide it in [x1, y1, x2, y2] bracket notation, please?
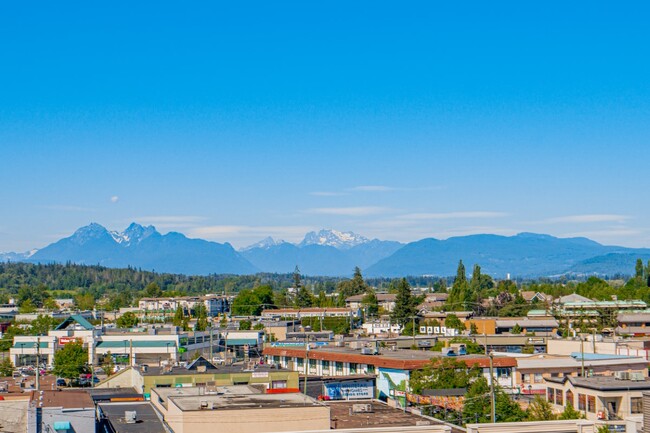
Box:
[2, 2, 650, 252]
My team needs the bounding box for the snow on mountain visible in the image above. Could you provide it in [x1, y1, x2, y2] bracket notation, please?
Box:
[240, 236, 286, 251]
[299, 229, 369, 250]
[110, 223, 158, 245]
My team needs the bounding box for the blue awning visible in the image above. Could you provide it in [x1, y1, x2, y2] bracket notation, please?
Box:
[53, 421, 71, 430]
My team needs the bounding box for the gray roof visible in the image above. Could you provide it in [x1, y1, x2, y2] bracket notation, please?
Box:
[557, 294, 593, 304]
[495, 318, 558, 328]
[546, 375, 650, 391]
[99, 402, 167, 433]
[617, 313, 650, 322]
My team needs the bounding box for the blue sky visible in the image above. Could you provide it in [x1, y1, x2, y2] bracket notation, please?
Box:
[2, 2, 650, 251]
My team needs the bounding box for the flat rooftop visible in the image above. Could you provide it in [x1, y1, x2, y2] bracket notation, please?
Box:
[143, 363, 291, 376]
[100, 402, 167, 433]
[547, 375, 650, 391]
[328, 400, 459, 432]
[153, 384, 261, 404]
[168, 391, 324, 411]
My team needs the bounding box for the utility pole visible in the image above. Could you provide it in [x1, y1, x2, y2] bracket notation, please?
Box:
[303, 342, 310, 395]
[35, 336, 40, 391]
[209, 325, 213, 362]
[581, 337, 585, 377]
[489, 352, 495, 423]
[412, 316, 416, 348]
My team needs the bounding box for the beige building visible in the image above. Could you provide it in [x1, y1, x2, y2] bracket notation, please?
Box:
[545, 375, 650, 426]
[150, 385, 330, 433]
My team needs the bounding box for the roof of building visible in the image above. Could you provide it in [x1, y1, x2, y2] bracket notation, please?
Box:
[618, 313, 650, 322]
[425, 293, 449, 301]
[517, 354, 647, 370]
[13, 341, 49, 349]
[346, 294, 397, 303]
[328, 400, 450, 430]
[495, 318, 559, 328]
[545, 375, 650, 391]
[30, 390, 95, 409]
[520, 291, 546, 302]
[141, 362, 291, 377]
[263, 346, 517, 370]
[96, 340, 177, 349]
[556, 294, 593, 304]
[167, 390, 324, 411]
[99, 402, 167, 433]
[54, 314, 95, 331]
[262, 308, 351, 314]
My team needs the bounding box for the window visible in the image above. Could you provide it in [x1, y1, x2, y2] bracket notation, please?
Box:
[522, 374, 529, 383]
[566, 390, 574, 408]
[534, 373, 543, 383]
[335, 362, 343, 373]
[297, 358, 304, 367]
[631, 397, 643, 414]
[322, 360, 330, 369]
[578, 394, 586, 411]
[272, 380, 287, 389]
[587, 395, 596, 413]
[547, 388, 555, 403]
[497, 367, 510, 378]
[367, 365, 375, 374]
[555, 390, 563, 405]
[349, 363, 357, 374]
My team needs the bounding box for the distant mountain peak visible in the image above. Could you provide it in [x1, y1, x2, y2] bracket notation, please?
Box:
[111, 222, 158, 245]
[241, 236, 286, 251]
[299, 229, 369, 250]
[70, 223, 111, 244]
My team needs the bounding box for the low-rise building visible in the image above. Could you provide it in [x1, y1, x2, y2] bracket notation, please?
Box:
[138, 295, 229, 317]
[27, 390, 96, 433]
[346, 293, 397, 312]
[150, 385, 330, 433]
[261, 307, 357, 319]
[545, 375, 650, 424]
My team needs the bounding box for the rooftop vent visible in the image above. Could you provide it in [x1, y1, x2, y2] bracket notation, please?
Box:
[124, 411, 137, 424]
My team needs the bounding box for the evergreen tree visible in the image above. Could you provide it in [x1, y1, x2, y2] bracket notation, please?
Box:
[194, 302, 208, 331]
[446, 260, 469, 310]
[336, 267, 369, 306]
[559, 401, 584, 420]
[172, 306, 185, 327]
[636, 258, 644, 279]
[362, 287, 379, 317]
[526, 395, 557, 421]
[294, 285, 314, 308]
[293, 266, 302, 288]
[390, 278, 417, 326]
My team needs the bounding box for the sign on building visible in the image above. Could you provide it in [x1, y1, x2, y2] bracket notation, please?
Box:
[324, 380, 374, 400]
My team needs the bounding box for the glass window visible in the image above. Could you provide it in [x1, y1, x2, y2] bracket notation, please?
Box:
[578, 394, 586, 411]
[547, 388, 555, 403]
[522, 374, 529, 383]
[322, 360, 330, 369]
[297, 358, 304, 367]
[349, 363, 357, 374]
[555, 390, 563, 406]
[631, 397, 643, 414]
[587, 395, 596, 413]
[497, 367, 510, 378]
[367, 365, 375, 374]
[335, 362, 343, 372]
[534, 373, 543, 383]
[272, 380, 287, 389]
[566, 390, 574, 408]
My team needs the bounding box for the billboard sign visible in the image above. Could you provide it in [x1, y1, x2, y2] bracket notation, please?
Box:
[324, 380, 374, 400]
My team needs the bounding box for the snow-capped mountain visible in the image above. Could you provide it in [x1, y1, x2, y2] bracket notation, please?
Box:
[299, 229, 369, 250]
[110, 223, 157, 246]
[240, 236, 287, 252]
[0, 249, 38, 262]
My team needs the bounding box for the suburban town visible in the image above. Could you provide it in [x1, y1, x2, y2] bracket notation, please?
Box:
[3, 263, 650, 433]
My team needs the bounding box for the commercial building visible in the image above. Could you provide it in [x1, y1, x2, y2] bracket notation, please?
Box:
[516, 353, 648, 394]
[27, 390, 96, 433]
[96, 356, 299, 394]
[545, 374, 650, 426]
[346, 294, 397, 312]
[261, 307, 358, 319]
[149, 385, 330, 433]
[138, 295, 229, 317]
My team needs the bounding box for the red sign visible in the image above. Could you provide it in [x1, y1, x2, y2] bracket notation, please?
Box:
[58, 337, 79, 345]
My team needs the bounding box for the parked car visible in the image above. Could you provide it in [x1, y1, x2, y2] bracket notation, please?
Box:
[56, 378, 67, 387]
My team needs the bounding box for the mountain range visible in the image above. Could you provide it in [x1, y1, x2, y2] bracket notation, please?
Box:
[2, 223, 650, 278]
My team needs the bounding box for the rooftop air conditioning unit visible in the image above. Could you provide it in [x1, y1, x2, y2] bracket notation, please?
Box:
[360, 348, 375, 355]
[351, 403, 373, 413]
[614, 371, 629, 380]
[124, 411, 137, 424]
[630, 372, 645, 381]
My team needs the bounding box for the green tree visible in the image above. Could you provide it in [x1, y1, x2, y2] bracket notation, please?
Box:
[172, 306, 185, 327]
[53, 341, 88, 380]
[117, 311, 139, 328]
[337, 267, 369, 306]
[74, 293, 95, 311]
[239, 320, 252, 330]
[43, 298, 60, 311]
[390, 278, 417, 326]
[144, 282, 163, 298]
[559, 401, 584, 420]
[194, 302, 208, 331]
[636, 258, 644, 279]
[102, 351, 115, 377]
[294, 285, 314, 308]
[0, 357, 14, 376]
[362, 287, 379, 317]
[462, 376, 492, 423]
[526, 395, 557, 421]
[18, 299, 37, 313]
[30, 315, 59, 335]
[410, 357, 480, 394]
[446, 260, 469, 310]
[444, 314, 464, 332]
[511, 323, 522, 334]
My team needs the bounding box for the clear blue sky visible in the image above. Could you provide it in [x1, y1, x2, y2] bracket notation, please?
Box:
[2, 2, 650, 251]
